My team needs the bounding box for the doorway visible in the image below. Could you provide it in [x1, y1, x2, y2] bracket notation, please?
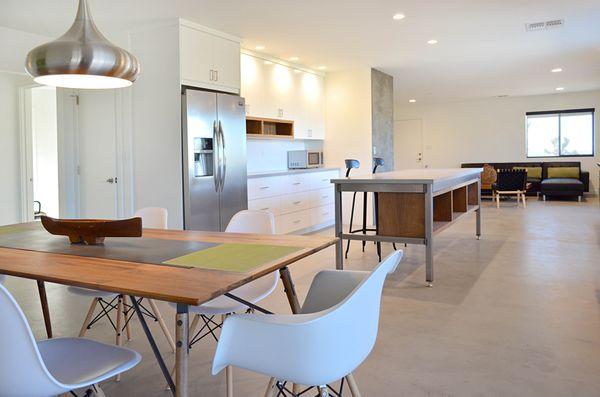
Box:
[394, 119, 424, 170]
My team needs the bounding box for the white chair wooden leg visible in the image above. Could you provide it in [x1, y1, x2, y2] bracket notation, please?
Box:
[148, 299, 176, 353]
[226, 365, 233, 397]
[125, 296, 133, 341]
[79, 298, 99, 337]
[318, 386, 329, 397]
[116, 296, 124, 382]
[522, 192, 526, 208]
[346, 373, 362, 397]
[496, 193, 500, 208]
[264, 378, 276, 397]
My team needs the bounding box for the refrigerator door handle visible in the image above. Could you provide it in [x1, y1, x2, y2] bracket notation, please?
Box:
[218, 120, 227, 192]
[213, 120, 220, 192]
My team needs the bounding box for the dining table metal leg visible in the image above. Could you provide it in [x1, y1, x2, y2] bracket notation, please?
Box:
[36, 280, 53, 338]
[176, 303, 190, 397]
[129, 295, 177, 395]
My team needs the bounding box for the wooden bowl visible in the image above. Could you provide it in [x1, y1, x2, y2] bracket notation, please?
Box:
[40, 216, 142, 245]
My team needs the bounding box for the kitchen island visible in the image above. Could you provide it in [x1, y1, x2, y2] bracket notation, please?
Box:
[331, 168, 483, 286]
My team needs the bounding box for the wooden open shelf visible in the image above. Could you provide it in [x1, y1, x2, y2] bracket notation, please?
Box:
[378, 181, 481, 238]
[246, 116, 294, 140]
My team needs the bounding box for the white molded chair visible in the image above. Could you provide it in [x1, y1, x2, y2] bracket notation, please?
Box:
[212, 250, 403, 396]
[0, 283, 141, 397]
[0, 275, 5, 283]
[69, 207, 175, 358]
[170, 210, 278, 395]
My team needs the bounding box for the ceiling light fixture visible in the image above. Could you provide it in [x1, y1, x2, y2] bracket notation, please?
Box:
[289, 56, 299, 61]
[427, 39, 439, 45]
[264, 60, 273, 65]
[555, 87, 565, 91]
[317, 66, 327, 70]
[25, 0, 139, 89]
[255, 45, 266, 50]
[551, 68, 563, 73]
[409, 99, 417, 103]
[393, 13, 406, 20]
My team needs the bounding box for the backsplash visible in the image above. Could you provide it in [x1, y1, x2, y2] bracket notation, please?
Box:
[247, 139, 324, 173]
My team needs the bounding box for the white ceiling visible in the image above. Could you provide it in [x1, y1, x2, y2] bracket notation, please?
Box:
[2, 0, 600, 104]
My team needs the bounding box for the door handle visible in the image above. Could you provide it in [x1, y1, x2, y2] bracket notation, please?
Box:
[218, 120, 226, 192]
[213, 120, 220, 192]
[106, 177, 116, 184]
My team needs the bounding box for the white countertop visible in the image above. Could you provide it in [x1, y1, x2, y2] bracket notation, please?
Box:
[248, 167, 340, 178]
[331, 168, 482, 192]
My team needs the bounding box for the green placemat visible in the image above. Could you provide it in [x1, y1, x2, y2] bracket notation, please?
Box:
[0, 223, 39, 236]
[163, 243, 303, 272]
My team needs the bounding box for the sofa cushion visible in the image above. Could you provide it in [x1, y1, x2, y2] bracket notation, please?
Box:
[513, 166, 542, 179]
[540, 178, 584, 192]
[547, 167, 579, 179]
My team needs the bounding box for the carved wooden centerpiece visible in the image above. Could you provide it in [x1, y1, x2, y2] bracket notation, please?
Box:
[40, 216, 142, 245]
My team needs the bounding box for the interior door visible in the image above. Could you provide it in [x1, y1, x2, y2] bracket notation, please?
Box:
[394, 119, 424, 170]
[217, 93, 248, 230]
[182, 89, 220, 231]
[77, 90, 118, 218]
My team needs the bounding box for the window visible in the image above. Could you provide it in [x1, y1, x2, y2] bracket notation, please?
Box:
[526, 109, 594, 157]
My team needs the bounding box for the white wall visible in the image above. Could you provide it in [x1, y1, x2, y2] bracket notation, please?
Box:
[0, 72, 35, 226]
[324, 68, 374, 224]
[31, 86, 59, 218]
[396, 90, 600, 194]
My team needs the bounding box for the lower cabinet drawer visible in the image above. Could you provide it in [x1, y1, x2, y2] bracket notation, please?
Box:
[276, 210, 311, 234]
[248, 196, 281, 216]
[310, 204, 335, 226]
[309, 187, 334, 208]
[280, 192, 310, 215]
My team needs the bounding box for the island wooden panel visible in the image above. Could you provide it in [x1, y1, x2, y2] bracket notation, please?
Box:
[433, 191, 453, 222]
[468, 182, 479, 205]
[452, 186, 468, 212]
[377, 192, 425, 238]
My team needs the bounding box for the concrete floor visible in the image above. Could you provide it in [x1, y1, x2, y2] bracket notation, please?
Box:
[4, 198, 600, 396]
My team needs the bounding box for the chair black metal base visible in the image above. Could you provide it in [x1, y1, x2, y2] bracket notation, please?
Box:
[274, 379, 346, 397]
[85, 295, 157, 334]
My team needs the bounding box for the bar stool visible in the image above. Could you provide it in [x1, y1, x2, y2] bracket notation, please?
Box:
[345, 158, 398, 261]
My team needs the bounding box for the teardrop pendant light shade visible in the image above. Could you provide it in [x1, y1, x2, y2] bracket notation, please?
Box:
[25, 0, 140, 89]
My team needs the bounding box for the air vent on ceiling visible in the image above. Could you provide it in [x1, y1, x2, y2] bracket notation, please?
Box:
[525, 19, 564, 31]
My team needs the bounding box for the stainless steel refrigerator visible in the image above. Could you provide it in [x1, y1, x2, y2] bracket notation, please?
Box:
[182, 88, 248, 231]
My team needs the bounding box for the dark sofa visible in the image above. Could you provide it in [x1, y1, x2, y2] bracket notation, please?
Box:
[461, 161, 589, 200]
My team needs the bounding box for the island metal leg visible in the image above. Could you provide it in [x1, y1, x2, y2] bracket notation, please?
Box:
[424, 186, 434, 287]
[334, 184, 344, 270]
[476, 179, 482, 239]
[176, 303, 190, 397]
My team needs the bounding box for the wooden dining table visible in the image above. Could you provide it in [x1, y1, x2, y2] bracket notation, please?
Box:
[0, 222, 337, 397]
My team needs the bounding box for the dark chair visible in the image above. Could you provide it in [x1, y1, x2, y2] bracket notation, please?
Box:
[493, 169, 528, 208]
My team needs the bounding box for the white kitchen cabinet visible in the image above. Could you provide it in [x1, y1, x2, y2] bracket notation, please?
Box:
[180, 22, 240, 93]
[241, 52, 325, 140]
[247, 169, 339, 234]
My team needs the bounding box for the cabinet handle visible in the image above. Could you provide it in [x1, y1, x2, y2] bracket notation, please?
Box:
[322, 195, 328, 198]
[215, 70, 219, 81]
[259, 186, 270, 190]
[322, 212, 329, 216]
[321, 179, 328, 181]
[209, 70, 214, 81]
[293, 201, 302, 205]
[293, 220, 301, 224]
[293, 182, 301, 185]
[260, 207, 270, 211]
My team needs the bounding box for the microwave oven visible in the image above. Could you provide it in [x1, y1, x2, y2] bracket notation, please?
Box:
[287, 150, 323, 169]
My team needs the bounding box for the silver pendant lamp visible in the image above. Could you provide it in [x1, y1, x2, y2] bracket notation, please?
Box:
[25, 0, 140, 89]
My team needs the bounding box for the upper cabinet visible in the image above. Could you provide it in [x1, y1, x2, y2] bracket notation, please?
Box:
[241, 52, 325, 140]
[180, 21, 241, 94]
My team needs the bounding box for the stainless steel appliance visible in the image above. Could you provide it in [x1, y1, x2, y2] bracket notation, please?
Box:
[182, 88, 248, 231]
[287, 150, 324, 169]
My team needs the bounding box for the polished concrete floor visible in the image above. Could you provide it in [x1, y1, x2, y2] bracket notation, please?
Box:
[4, 197, 600, 396]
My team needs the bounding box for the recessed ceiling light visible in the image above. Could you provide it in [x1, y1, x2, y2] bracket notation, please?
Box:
[289, 56, 299, 61]
[393, 13, 405, 20]
[427, 39, 438, 45]
[551, 68, 563, 73]
[264, 60, 273, 65]
[408, 99, 417, 103]
[255, 45, 265, 50]
[317, 66, 327, 70]
[555, 87, 564, 91]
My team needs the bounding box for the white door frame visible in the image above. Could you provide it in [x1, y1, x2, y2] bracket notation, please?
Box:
[19, 86, 135, 222]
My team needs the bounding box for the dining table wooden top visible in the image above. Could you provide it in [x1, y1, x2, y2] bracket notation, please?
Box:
[0, 223, 338, 306]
